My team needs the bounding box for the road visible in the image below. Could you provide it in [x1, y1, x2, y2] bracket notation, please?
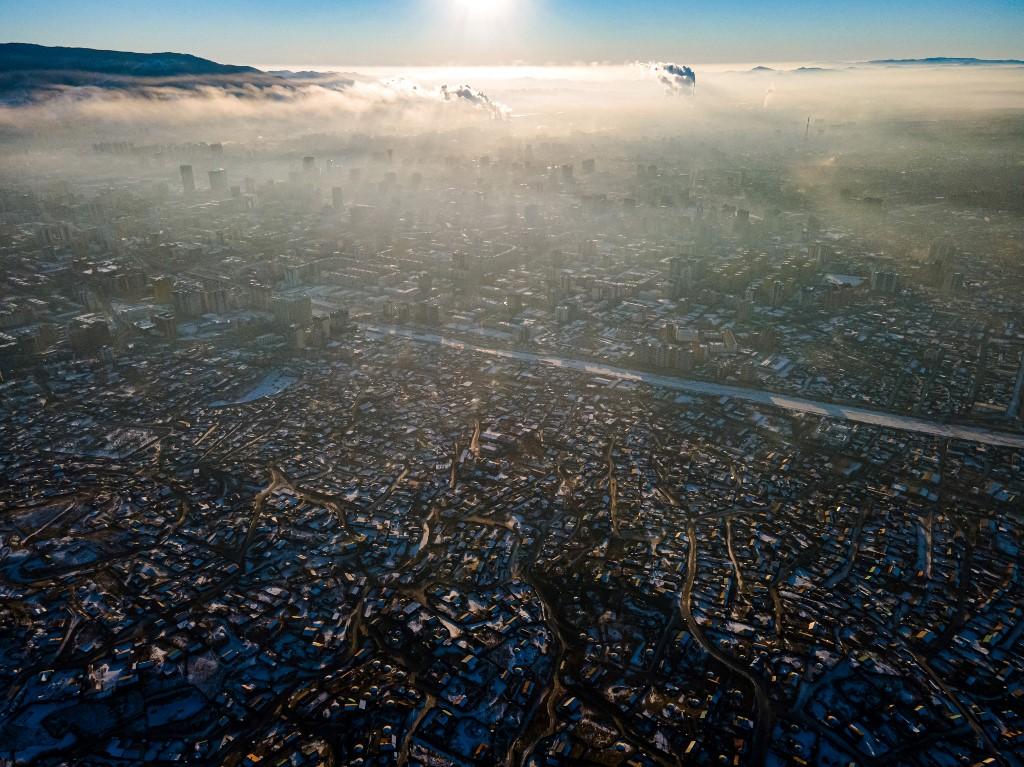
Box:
[398, 691, 436, 767]
[1008, 347, 1024, 419]
[724, 518, 748, 604]
[361, 324, 1024, 449]
[682, 522, 774, 766]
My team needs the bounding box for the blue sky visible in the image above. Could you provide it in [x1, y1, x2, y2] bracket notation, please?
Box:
[1, 0, 1021, 66]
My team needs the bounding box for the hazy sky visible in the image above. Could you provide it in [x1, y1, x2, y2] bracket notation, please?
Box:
[1, 0, 1022, 67]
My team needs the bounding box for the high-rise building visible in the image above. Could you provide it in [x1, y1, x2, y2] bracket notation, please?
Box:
[418, 272, 433, 299]
[328, 308, 351, 337]
[414, 302, 441, 326]
[638, 342, 693, 372]
[172, 288, 203, 318]
[928, 240, 958, 289]
[152, 276, 174, 304]
[68, 317, 111, 356]
[272, 295, 313, 326]
[811, 243, 833, 268]
[943, 271, 964, 294]
[248, 283, 272, 311]
[284, 263, 318, 288]
[770, 280, 786, 308]
[180, 165, 195, 195]
[208, 168, 228, 194]
[202, 288, 229, 315]
[153, 312, 177, 339]
[506, 293, 523, 316]
[870, 270, 899, 294]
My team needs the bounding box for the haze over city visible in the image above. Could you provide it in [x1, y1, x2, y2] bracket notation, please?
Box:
[1, 2, 1023, 767]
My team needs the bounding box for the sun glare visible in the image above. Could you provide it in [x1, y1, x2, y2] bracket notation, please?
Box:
[448, 0, 518, 31]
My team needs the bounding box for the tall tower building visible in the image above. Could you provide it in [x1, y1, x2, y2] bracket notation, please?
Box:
[153, 275, 174, 304]
[180, 165, 195, 195]
[208, 168, 228, 194]
[770, 280, 786, 308]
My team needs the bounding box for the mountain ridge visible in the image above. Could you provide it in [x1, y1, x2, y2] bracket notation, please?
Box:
[868, 56, 1024, 66]
[746, 56, 1024, 73]
[0, 42, 260, 77]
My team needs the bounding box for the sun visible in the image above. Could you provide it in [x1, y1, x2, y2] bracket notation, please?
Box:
[448, 0, 518, 30]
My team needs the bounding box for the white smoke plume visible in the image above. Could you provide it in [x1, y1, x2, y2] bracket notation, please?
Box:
[642, 62, 697, 94]
[441, 84, 510, 120]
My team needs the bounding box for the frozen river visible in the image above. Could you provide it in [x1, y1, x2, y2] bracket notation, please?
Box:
[362, 324, 1024, 450]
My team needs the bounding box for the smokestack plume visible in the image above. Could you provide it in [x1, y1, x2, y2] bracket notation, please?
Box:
[645, 62, 697, 94]
[441, 84, 510, 120]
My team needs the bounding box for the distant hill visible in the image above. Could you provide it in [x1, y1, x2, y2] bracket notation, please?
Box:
[868, 57, 1024, 66]
[744, 56, 1024, 74]
[0, 42, 260, 77]
[741, 65, 839, 75]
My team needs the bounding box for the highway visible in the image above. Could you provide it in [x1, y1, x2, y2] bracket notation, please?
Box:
[361, 324, 1024, 449]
